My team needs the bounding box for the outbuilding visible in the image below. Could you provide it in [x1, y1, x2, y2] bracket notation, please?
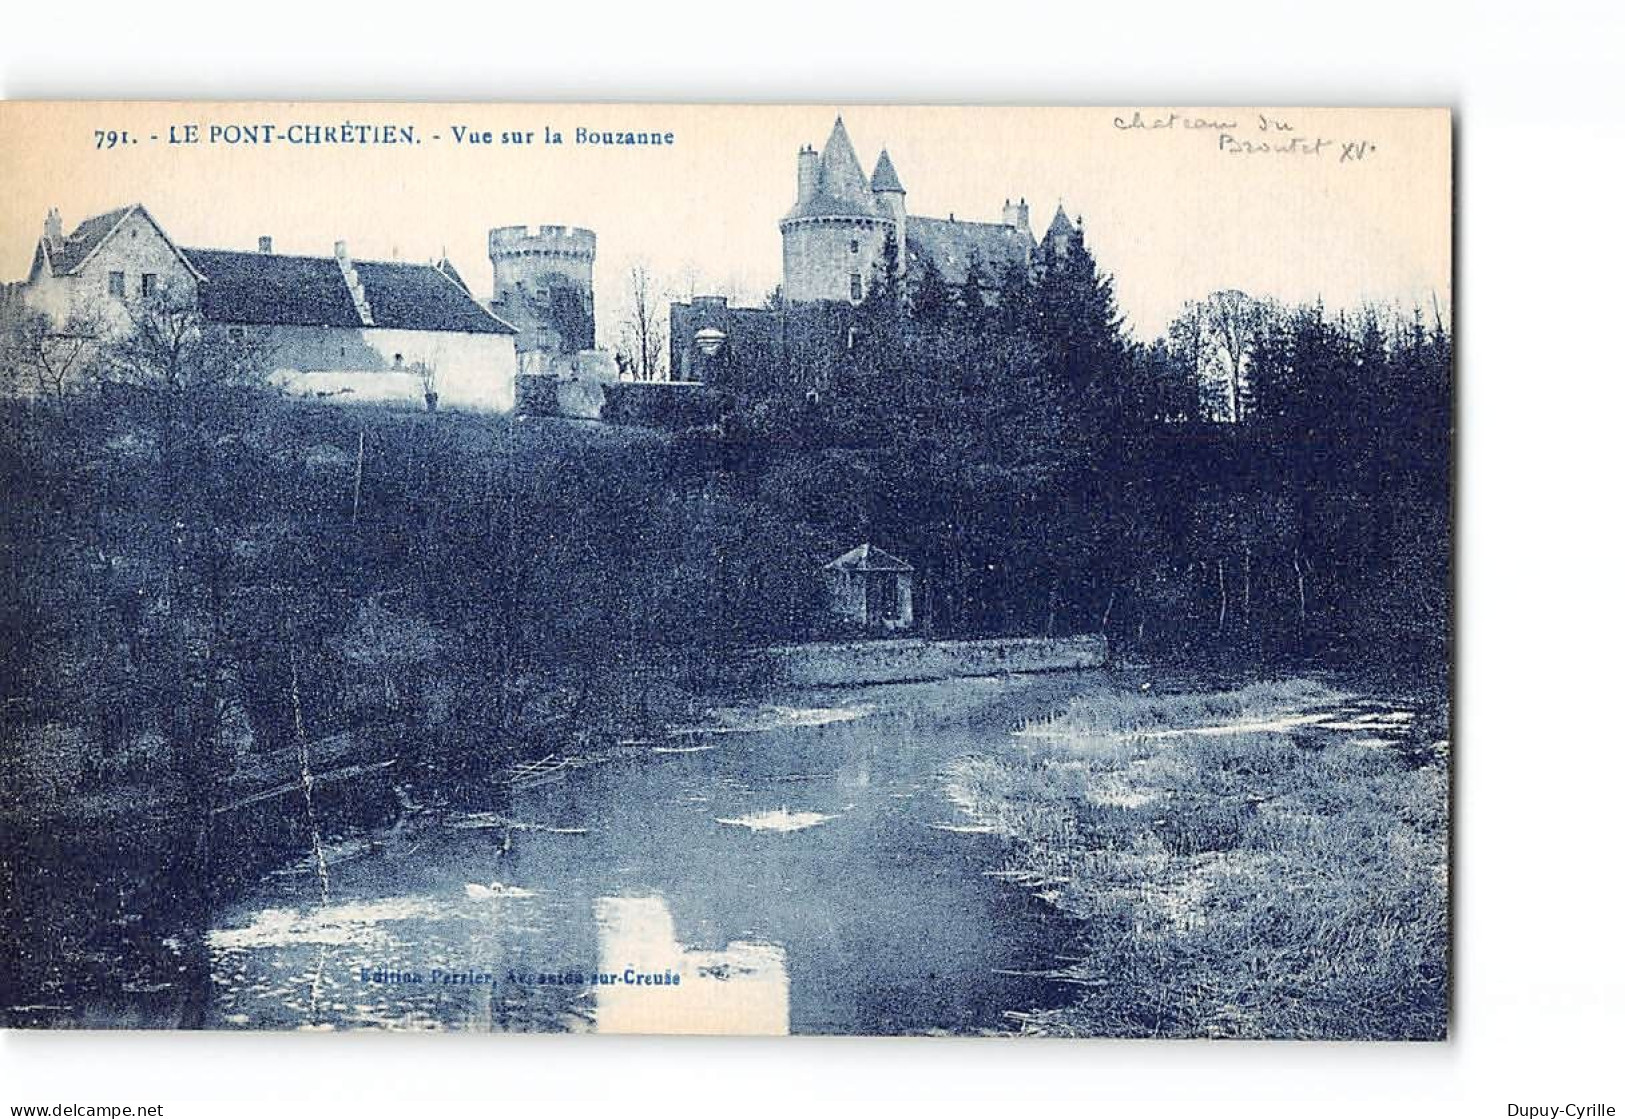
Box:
[822, 543, 914, 631]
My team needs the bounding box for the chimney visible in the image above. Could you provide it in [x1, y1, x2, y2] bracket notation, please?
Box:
[43, 208, 63, 253]
[334, 239, 349, 261]
[797, 144, 819, 203]
[1002, 197, 1030, 235]
[258, 236, 273, 254]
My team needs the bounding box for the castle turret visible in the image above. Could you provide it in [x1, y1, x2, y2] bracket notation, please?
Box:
[1043, 203, 1076, 259]
[488, 224, 597, 356]
[43, 208, 63, 253]
[780, 116, 893, 304]
[871, 149, 907, 276]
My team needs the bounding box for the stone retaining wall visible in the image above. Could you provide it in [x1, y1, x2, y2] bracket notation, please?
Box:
[757, 634, 1107, 687]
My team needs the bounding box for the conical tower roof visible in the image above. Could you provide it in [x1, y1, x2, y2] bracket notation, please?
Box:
[785, 116, 880, 220]
[870, 149, 905, 193]
[1045, 203, 1074, 242]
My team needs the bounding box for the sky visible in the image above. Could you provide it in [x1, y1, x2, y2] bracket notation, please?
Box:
[0, 103, 1451, 346]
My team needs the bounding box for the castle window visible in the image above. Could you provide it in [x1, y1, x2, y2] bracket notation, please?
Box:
[141, 273, 157, 297]
[849, 239, 859, 253]
[849, 273, 863, 302]
[107, 271, 125, 298]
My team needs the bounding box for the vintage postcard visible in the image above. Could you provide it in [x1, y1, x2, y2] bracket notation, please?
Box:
[0, 102, 1451, 1038]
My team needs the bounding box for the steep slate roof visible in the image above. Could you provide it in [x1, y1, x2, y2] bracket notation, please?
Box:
[185, 249, 361, 328]
[870, 149, 905, 193]
[435, 257, 469, 292]
[183, 249, 514, 335]
[786, 117, 879, 220]
[1045, 203, 1075, 243]
[351, 259, 514, 334]
[824, 543, 913, 573]
[46, 206, 135, 273]
[39, 204, 201, 280]
[905, 216, 1032, 285]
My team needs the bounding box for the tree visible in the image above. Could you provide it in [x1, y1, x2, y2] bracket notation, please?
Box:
[908, 253, 955, 328]
[868, 228, 904, 308]
[103, 288, 273, 400]
[955, 253, 991, 333]
[1129, 337, 1199, 424]
[618, 262, 668, 381]
[1032, 221, 1132, 439]
[1167, 290, 1274, 422]
[3, 302, 110, 415]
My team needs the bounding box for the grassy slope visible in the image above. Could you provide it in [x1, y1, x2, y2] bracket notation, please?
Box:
[947, 678, 1448, 1039]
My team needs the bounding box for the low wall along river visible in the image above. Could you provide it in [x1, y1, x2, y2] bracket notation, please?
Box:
[757, 634, 1109, 688]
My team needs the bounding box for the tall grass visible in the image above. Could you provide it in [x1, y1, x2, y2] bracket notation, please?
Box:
[951, 679, 1447, 1039]
[1017, 678, 1350, 742]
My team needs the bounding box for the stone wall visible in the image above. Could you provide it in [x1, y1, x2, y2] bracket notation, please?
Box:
[756, 634, 1108, 687]
[267, 325, 516, 412]
[24, 209, 199, 327]
[780, 215, 891, 304]
[489, 224, 597, 356]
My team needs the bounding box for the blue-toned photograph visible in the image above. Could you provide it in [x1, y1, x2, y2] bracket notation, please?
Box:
[0, 103, 1451, 1039]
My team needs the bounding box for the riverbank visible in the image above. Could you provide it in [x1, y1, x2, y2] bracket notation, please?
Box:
[944, 675, 1449, 1039]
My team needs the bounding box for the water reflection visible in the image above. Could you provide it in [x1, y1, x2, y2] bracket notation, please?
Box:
[196, 672, 1110, 1034]
[593, 896, 788, 1035]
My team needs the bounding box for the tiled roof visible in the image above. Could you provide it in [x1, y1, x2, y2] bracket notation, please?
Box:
[351, 260, 513, 334]
[905, 216, 1032, 285]
[435, 257, 469, 292]
[1045, 204, 1074, 242]
[46, 206, 135, 274]
[870, 150, 905, 193]
[185, 249, 361, 328]
[786, 117, 880, 221]
[824, 543, 913, 573]
[183, 249, 514, 335]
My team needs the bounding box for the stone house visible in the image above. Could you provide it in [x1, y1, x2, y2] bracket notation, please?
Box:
[16, 203, 518, 412]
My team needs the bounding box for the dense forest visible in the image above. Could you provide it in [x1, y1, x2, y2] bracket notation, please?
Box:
[737, 226, 1452, 664]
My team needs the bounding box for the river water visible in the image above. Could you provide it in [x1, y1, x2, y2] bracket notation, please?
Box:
[204, 671, 1110, 1035]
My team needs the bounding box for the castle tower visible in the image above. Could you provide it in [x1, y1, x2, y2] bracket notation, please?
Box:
[488, 224, 597, 357]
[1042, 203, 1076, 259]
[780, 116, 895, 304]
[870, 149, 907, 277]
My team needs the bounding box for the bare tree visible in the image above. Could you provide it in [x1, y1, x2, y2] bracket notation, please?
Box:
[618, 262, 668, 381]
[3, 301, 110, 415]
[103, 288, 273, 398]
[1208, 290, 1265, 422]
[1168, 290, 1274, 422]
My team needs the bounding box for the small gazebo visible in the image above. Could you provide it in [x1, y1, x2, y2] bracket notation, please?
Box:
[822, 544, 914, 631]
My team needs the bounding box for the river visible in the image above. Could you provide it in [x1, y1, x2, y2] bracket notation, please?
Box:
[203, 670, 1111, 1035]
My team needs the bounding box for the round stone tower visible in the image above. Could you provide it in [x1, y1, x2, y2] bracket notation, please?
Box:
[780, 117, 894, 304]
[488, 224, 597, 357]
